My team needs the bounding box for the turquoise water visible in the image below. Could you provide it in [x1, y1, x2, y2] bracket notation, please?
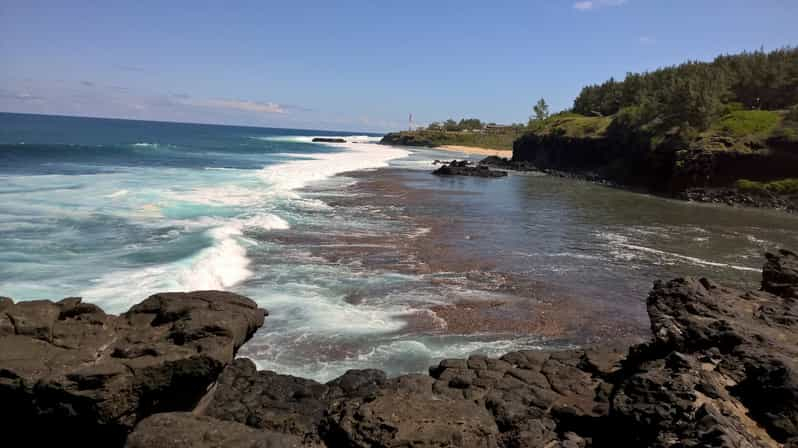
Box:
[0, 113, 392, 309]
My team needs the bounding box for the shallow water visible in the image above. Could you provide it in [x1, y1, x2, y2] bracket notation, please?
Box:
[2, 113, 797, 382]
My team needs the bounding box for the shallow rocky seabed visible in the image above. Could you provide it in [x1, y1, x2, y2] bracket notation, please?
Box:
[1, 250, 796, 447]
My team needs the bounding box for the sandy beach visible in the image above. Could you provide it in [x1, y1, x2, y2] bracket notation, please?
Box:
[438, 145, 513, 157]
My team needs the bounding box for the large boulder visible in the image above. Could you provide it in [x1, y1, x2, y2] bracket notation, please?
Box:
[0, 291, 266, 447]
[610, 252, 798, 447]
[763, 249, 798, 298]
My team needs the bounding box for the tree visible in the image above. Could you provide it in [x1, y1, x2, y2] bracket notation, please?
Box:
[427, 122, 442, 131]
[458, 118, 483, 130]
[443, 119, 459, 131]
[533, 98, 550, 121]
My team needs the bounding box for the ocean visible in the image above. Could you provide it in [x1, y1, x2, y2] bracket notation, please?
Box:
[2, 112, 798, 381]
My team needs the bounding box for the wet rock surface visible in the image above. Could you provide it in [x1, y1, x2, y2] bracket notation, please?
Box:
[682, 187, 797, 213]
[433, 159, 508, 177]
[0, 290, 266, 447]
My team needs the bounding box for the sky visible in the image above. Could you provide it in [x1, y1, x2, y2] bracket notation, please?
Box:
[2, 0, 797, 132]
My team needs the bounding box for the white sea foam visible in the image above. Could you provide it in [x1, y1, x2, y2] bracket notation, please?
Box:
[253, 135, 382, 144]
[257, 142, 409, 192]
[105, 189, 129, 198]
[598, 231, 759, 272]
[178, 223, 253, 290]
[131, 142, 159, 148]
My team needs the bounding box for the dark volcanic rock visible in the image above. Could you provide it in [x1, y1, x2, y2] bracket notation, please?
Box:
[611, 267, 798, 446]
[312, 138, 346, 143]
[0, 291, 266, 447]
[763, 249, 798, 298]
[126, 412, 304, 448]
[479, 155, 537, 172]
[433, 160, 508, 178]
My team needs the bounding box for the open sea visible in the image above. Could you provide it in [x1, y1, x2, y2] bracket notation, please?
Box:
[2, 112, 797, 381]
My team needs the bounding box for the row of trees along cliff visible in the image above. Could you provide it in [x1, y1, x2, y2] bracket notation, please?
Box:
[381, 47, 798, 201]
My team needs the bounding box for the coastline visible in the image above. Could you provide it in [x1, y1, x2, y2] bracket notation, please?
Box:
[437, 144, 513, 157]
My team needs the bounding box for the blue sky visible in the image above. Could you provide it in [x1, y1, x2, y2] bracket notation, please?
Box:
[2, 0, 797, 132]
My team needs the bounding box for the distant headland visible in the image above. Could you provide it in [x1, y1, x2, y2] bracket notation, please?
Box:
[381, 47, 798, 212]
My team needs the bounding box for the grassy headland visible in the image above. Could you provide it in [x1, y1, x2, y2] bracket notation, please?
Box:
[381, 127, 524, 152]
[381, 47, 798, 209]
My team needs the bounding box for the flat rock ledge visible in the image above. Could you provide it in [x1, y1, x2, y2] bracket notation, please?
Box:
[3, 250, 797, 447]
[0, 290, 266, 447]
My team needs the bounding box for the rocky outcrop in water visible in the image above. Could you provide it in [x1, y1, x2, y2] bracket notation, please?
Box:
[433, 160, 508, 178]
[0, 291, 266, 447]
[123, 250, 798, 447]
[312, 138, 346, 143]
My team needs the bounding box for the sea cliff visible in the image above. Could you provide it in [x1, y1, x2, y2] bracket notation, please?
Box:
[2, 250, 797, 447]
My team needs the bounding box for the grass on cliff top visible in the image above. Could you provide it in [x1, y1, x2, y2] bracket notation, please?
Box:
[736, 178, 798, 195]
[714, 110, 783, 138]
[397, 129, 523, 151]
[527, 113, 612, 138]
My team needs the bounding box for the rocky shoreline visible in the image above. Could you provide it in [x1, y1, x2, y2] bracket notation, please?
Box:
[480, 155, 798, 213]
[2, 250, 796, 447]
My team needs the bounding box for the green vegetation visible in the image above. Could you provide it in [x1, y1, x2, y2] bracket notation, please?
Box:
[532, 98, 550, 122]
[714, 110, 782, 137]
[572, 47, 798, 137]
[526, 112, 612, 138]
[736, 178, 798, 195]
[390, 128, 524, 151]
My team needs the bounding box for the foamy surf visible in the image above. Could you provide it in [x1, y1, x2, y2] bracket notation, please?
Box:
[253, 135, 382, 144]
[257, 141, 409, 192]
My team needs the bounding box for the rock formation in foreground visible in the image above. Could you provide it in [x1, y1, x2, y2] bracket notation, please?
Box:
[2, 250, 796, 447]
[0, 291, 266, 447]
[127, 250, 797, 447]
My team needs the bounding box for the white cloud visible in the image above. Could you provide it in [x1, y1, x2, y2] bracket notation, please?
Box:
[179, 98, 286, 114]
[574, 0, 627, 11]
[639, 36, 655, 44]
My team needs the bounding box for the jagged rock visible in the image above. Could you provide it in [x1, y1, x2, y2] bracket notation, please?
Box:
[0, 291, 266, 447]
[763, 249, 798, 298]
[433, 160, 508, 177]
[199, 358, 387, 445]
[610, 253, 798, 447]
[125, 412, 304, 448]
[479, 156, 537, 172]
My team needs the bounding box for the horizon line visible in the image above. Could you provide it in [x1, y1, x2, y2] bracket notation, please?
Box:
[0, 110, 385, 136]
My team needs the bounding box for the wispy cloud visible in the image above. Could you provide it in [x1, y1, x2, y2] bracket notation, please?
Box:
[81, 80, 95, 87]
[178, 98, 286, 114]
[114, 64, 146, 73]
[573, 0, 627, 11]
[0, 89, 44, 102]
[639, 36, 656, 45]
